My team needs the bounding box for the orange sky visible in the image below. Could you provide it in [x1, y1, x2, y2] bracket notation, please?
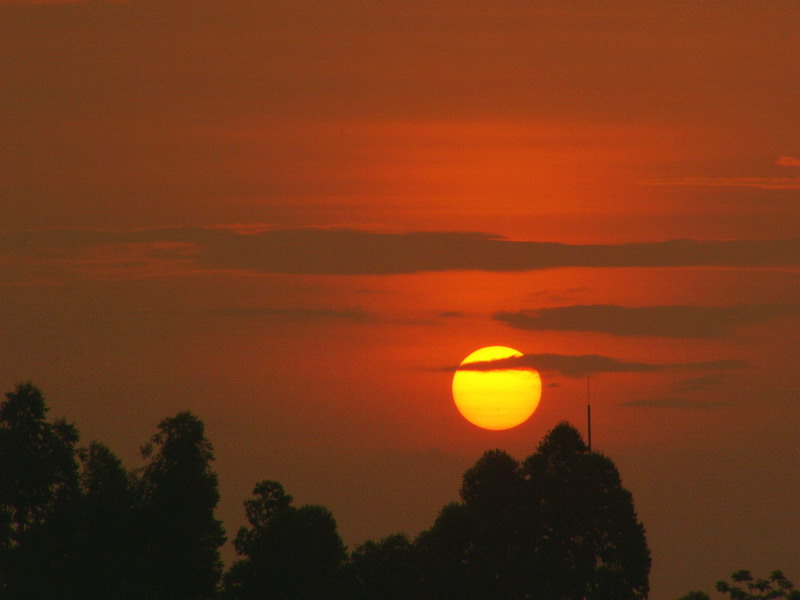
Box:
[1, 2, 799, 598]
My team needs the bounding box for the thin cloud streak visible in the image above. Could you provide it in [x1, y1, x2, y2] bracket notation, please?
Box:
[494, 304, 800, 338]
[643, 176, 800, 190]
[642, 156, 800, 190]
[454, 353, 746, 378]
[207, 306, 368, 322]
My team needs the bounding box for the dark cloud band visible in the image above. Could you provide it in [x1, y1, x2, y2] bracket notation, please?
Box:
[494, 304, 800, 338]
[3, 227, 799, 276]
[455, 352, 746, 378]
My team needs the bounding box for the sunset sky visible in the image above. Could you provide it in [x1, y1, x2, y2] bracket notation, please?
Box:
[2, 2, 799, 598]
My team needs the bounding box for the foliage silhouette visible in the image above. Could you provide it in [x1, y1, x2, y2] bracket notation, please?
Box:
[0, 386, 229, 598]
[523, 423, 651, 600]
[72, 441, 144, 599]
[24, 441, 144, 599]
[223, 480, 346, 600]
[0, 383, 79, 543]
[417, 422, 650, 600]
[420, 448, 534, 600]
[139, 411, 226, 600]
[676, 570, 800, 600]
[715, 570, 800, 600]
[0, 385, 662, 600]
[343, 533, 422, 600]
[0, 383, 80, 598]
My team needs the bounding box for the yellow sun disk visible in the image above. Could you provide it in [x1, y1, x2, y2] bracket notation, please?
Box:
[452, 346, 542, 430]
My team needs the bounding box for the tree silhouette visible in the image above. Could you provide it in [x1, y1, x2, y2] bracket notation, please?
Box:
[71, 441, 144, 599]
[223, 480, 346, 600]
[0, 383, 79, 544]
[343, 533, 422, 600]
[436, 449, 534, 600]
[416, 501, 475, 600]
[716, 570, 800, 600]
[0, 383, 80, 598]
[419, 450, 538, 600]
[139, 411, 226, 600]
[523, 423, 651, 600]
[676, 570, 800, 600]
[418, 422, 650, 600]
[15, 440, 145, 600]
[1, 385, 654, 600]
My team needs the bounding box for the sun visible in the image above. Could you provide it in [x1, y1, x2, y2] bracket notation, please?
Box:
[452, 346, 542, 430]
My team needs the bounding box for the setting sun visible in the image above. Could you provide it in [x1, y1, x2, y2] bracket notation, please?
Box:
[452, 346, 542, 431]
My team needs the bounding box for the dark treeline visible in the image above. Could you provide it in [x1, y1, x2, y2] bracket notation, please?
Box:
[0, 382, 654, 599]
[0, 383, 224, 599]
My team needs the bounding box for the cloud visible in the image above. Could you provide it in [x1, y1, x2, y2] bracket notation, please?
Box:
[642, 176, 800, 190]
[2, 227, 800, 278]
[682, 360, 746, 370]
[493, 304, 800, 338]
[455, 353, 746, 378]
[643, 156, 800, 190]
[525, 286, 590, 304]
[528, 286, 589, 297]
[195, 230, 800, 274]
[621, 397, 731, 409]
[206, 306, 368, 322]
[206, 305, 448, 328]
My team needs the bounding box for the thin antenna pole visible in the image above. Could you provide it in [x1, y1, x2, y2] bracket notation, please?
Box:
[587, 376, 592, 452]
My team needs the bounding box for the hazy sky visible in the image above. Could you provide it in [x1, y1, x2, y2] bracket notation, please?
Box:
[2, 2, 799, 598]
